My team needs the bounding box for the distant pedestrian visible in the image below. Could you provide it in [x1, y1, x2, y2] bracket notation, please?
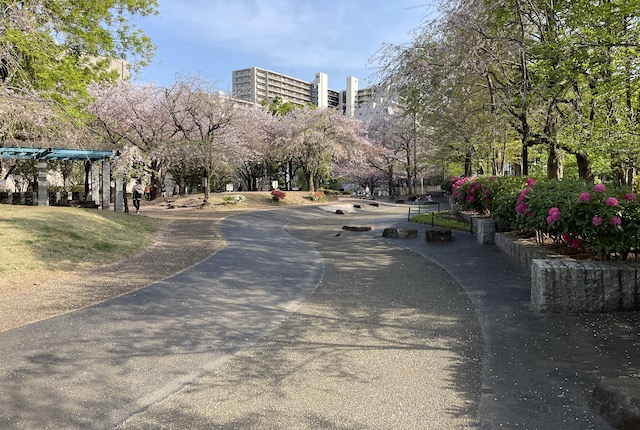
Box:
[132, 181, 144, 214]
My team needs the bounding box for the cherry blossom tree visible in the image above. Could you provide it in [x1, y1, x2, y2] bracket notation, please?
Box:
[162, 75, 238, 202]
[89, 81, 174, 198]
[278, 107, 367, 192]
[227, 103, 282, 191]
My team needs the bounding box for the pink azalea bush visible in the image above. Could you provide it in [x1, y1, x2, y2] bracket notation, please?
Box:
[450, 175, 495, 214]
[271, 189, 286, 202]
[503, 179, 639, 260]
[452, 176, 639, 260]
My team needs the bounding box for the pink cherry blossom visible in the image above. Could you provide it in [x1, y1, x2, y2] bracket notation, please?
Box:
[592, 215, 602, 226]
[594, 183, 606, 193]
[610, 216, 622, 226]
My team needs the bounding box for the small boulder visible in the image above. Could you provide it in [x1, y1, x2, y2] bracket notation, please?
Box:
[426, 229, 452, 242]
[382, 228, 418, 239]
[342, 225, 373, 232]
[591, 377, 640, 430]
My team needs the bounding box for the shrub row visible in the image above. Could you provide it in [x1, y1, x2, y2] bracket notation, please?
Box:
[451, 176, 640, 260]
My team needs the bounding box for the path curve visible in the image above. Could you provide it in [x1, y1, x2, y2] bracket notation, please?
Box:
[0, 209, 323, 429]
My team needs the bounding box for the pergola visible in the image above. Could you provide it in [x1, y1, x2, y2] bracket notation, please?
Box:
[0, 146, 118, 210]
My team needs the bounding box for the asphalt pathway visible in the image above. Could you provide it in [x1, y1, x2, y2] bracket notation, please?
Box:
[119, 208, 483, 429]
[0, 210, 324, 429]
[1, 203, 637, 429]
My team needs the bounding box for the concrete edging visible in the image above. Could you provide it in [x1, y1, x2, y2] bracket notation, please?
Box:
[495, 232, 640, 313]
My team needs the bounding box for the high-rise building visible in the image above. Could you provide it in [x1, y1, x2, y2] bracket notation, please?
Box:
[231, 66, 383, 119]
[232, 67, 346, 109]
[232, 67, 314, 106]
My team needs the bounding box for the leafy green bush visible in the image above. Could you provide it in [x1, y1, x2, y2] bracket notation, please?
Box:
[511, 179, 638, 260]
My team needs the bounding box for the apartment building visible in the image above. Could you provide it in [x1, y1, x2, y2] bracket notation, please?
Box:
[232, 67, 316, 107]
[231, 66, 385, 119]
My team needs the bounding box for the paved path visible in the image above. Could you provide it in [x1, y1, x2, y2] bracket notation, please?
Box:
[0, 210, 323, 429]
[120, 208, 483, 429]
[1, 203, 637, 429]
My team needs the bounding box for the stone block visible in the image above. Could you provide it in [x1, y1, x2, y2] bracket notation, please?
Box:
[591, 377, 640, 430]
[369, 202, 379, 207]
[531, 259, 555, 313]
[382, 228, 417, 239]
[562, 260, 587, 313]
[583, 263, 604, 313]
[342, 225, 373, 232]
[476, 218, 496, 245]
[598, 263, 623, 312]
[619, 263, 638, 311]
[425, 229, 452, 243]
[335, 209, 348, 215]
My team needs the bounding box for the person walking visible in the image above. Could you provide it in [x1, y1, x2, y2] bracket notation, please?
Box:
[132, 181, 144, 214]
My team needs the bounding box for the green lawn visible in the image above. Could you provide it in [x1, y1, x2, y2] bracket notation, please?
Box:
[0, 205, 163, 287]
[410, 210, 476, 233]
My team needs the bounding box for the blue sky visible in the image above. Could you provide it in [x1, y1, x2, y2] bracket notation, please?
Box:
[133, 0, 437, 92]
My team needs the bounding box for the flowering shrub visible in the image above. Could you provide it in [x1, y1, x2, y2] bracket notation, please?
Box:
[450, 176, 494, 214]
[453, 176, 639, 260]
[508, 179, 640, 260]
[271, 189, 286, 202]
[308, 190, 325, 201]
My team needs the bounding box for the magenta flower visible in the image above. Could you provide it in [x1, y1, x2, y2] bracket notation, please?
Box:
[570, 239, 582, 249]
[561, 232, 572, 243]
[516, 202, 528, 215]
[624, 193, 636, 201]
[579, 192, 591, 202]
[546, 207, 561, 225]
[606, 197, 619, 207]
[592, 215, 603, 226]
[526, 178, 536, 187]
[594, 183, 606, 193]
[610, 216, 622, 226]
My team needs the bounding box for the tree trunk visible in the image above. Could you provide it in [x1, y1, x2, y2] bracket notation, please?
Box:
[123, 181, 129, 213]
[203, 168, 210, 202]
[576, 152, 592, 179]
[464, 151, 473, 177]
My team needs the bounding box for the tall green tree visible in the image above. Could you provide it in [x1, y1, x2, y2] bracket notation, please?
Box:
[0, 0, 157, 110]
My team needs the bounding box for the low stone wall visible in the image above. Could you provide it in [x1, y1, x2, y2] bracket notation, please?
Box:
[494, 232, 565, 272]
[531, 259, 639, 313]
[495, 232, 640, 313]
[457, 212, 496, 245]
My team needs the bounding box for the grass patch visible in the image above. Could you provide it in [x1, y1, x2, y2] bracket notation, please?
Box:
[410, 210, 476, 233]
[0, 205, 164, 289]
